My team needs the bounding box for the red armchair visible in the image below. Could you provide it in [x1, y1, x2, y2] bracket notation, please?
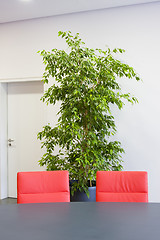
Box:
[96, 171, 148, 202]
[17, 171, 70, 204]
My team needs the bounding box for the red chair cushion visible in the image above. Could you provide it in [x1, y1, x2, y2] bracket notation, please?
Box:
[96, 171, 148, 202]
[17, 171, 70, 204]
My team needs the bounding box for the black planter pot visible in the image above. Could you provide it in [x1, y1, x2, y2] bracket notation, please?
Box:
[70, 183, 96, 202]
[70, 186, 96, 202]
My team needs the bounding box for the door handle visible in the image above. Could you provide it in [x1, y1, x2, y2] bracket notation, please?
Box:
[8, 139, 14, 146]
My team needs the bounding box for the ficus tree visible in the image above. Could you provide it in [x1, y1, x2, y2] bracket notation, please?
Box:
[37, 31, 140, 196]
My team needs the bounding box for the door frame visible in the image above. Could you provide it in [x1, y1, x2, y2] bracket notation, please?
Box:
[0, 77, 45, 199]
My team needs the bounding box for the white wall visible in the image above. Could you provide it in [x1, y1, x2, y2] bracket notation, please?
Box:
[0, 84, 8, 199]
[0, 2, 160, 201]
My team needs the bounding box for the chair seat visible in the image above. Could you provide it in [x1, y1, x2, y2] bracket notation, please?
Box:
[18, 192, 70, 204]
[97, 192, 148, 202]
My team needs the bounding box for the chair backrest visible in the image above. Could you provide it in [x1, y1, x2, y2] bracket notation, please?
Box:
[17, 171, 70, 204]
[96, 171, 148, 202]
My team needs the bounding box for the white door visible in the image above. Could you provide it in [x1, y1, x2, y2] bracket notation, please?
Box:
[8, 81, 45, 198]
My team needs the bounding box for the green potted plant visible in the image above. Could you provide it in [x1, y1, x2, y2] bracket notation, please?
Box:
[37, 31, 140, 201]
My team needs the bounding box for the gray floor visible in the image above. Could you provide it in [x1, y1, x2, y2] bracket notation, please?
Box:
[0, 198, 17, 204]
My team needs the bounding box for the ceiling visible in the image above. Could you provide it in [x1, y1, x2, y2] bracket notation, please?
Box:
[0, 0, 159, 24]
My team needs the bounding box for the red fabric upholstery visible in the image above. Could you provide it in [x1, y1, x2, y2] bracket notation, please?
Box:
[17, 171, 70, 204]
[96, 171, 148, 202]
